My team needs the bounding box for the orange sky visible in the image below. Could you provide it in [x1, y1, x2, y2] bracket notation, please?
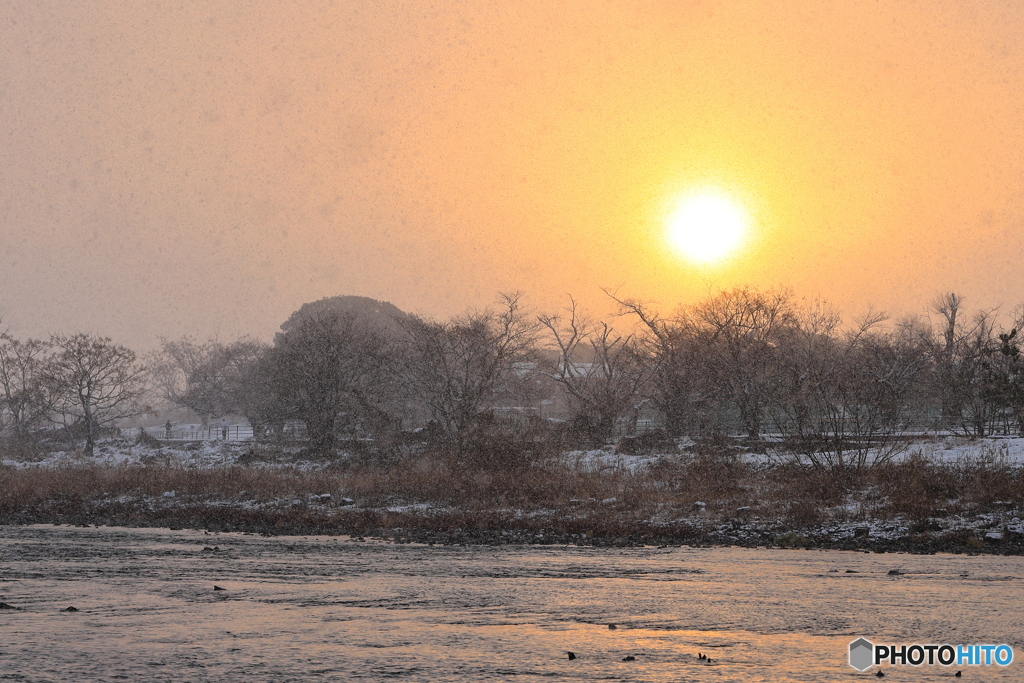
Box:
[2, 0, 1024, 347]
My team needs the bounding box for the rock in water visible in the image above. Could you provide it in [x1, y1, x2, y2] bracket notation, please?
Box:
[61, 606, 79, 612]
[0, 602, 21, 610]
[622, 655, 635, 662]
[214, 585, 226, 591]
[566, 651, 576, 660]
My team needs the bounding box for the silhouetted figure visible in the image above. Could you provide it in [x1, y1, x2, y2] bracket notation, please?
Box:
[875, 671, 885, 678]
[164, 420, 172, 438]
[221, 418, 229, 440]
[608, 623, 617, 630]
[566, 651, 576, 660]
[955, 672, 962, 678]
[698, 652, 707, 660]
[622, 655, 635, 662]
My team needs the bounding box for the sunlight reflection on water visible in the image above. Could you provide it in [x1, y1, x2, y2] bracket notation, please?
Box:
[1, 525, 1021, 681]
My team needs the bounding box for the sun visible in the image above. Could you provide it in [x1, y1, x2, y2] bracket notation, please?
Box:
[666, 191, 749, 264]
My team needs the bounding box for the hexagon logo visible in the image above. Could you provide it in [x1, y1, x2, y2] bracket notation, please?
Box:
[849, 637, 874, 671]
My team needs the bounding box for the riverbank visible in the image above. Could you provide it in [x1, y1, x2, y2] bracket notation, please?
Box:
[3, 503, 1022, 555]
[2, 436, 1022, 554]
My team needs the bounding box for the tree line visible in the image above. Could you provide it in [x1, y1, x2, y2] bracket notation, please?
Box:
[4, 289, 1024, 466]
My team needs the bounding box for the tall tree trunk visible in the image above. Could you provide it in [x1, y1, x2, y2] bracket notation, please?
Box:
[83, 400, 95, 457]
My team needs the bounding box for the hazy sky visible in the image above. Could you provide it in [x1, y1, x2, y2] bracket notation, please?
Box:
[3, 1, 1024, 348]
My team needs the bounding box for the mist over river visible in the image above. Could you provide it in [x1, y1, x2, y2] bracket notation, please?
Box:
[1, 525, 1021, 682]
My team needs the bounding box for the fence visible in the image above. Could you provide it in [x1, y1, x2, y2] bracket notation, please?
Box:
[164, 423, 254, 442]
[139, 421, 311, 443]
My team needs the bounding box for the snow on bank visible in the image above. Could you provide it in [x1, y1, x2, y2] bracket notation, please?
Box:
[900, 436, 1024, 463]
[696, 510, 1024, 546]
[564, 446, 665, 473]
[7, 434, 1024, 473]
[0, 440, 251, 470]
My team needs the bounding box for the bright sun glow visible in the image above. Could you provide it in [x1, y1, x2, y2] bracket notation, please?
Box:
[666, 192, 749, 264]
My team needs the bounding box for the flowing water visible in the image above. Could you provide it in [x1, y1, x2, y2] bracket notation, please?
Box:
[1, 525, 1021, 682]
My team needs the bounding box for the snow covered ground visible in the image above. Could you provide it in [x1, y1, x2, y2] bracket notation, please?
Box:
[0, 439, 252, 470]
[902, 436, 1024, 463]
[7, 433, 1024, 472]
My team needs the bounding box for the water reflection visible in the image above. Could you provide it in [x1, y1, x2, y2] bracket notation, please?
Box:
[0, 526, 1021, 681]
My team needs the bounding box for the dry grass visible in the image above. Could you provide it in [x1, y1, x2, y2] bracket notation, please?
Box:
[1, 440, 1022, 543]
[874, 450, 1024, 520]
[0, 463, 325, 505]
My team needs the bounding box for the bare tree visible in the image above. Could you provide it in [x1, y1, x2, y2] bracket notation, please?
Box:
[609, 294, 714, 437]
[45, 334, 148, 456]
[772, 309, 929, 470]
[692, 287, 798, 439]
[538, 297, 652, 444]
[831, 316, 929, 467]
[932, 292, 964, 430]
[149, 337, 217, 419]
[151, 336, 269, 425]
[926, 294, 1000, 436]
[0, 334, 53, 438]
[270, 307, 397, 454]
[771, 301, 844, 451]
[967, 304, 1024, 437]
[230, 344, 287, 439]
[401, 293, 539, 445]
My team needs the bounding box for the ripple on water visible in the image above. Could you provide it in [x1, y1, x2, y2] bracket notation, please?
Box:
[0, 525, 1021, 682]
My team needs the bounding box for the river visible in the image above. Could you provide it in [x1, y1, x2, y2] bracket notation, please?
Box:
[1, 525, 1021, 681]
